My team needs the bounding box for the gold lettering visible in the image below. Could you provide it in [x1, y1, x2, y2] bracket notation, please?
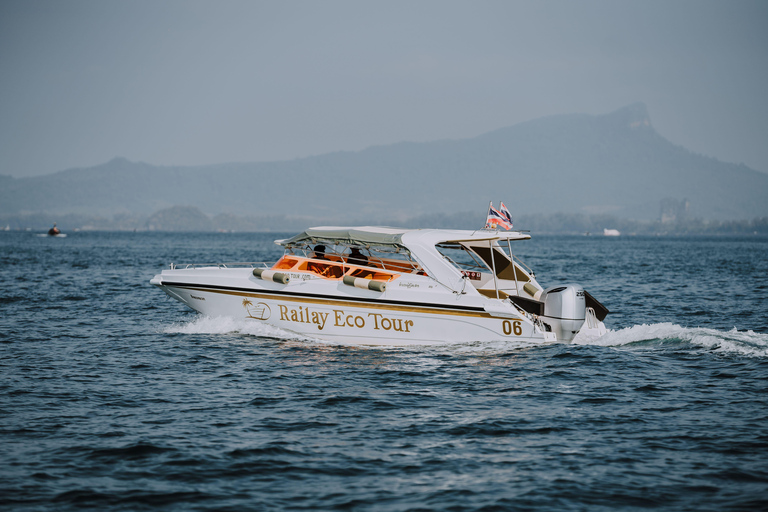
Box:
[318, 311, 329, 330]
[404, 320, 413, 332]
[367, 313, 382, 330]
[281, 306, 369, 331]
[312, 311, 329, 330]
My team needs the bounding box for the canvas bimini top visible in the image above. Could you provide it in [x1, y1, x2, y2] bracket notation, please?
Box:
[276, 226, 410, 247]
[276, 226, 531, 249]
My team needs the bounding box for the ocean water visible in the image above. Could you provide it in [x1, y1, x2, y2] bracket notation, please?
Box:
[1, 231, 767, 511]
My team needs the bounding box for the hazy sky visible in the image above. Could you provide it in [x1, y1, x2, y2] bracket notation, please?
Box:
[1, 0, 767, 177]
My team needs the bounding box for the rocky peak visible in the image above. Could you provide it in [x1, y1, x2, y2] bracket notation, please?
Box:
[602, 102, 653, 130]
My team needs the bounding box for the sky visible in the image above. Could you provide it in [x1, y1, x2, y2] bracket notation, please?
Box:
[1, 0, 767, 178]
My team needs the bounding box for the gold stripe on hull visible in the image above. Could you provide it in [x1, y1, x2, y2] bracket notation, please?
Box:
[170, 285, 500, 319]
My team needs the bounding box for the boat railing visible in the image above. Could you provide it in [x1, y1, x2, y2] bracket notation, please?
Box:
[288, 248, 423, 274]
[363, 255, 422, 274]
[169, 261, 274, 270]
[512, 256, 535, 278]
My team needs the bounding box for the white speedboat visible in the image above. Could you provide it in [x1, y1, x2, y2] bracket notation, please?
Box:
[150, 226, 609, 345]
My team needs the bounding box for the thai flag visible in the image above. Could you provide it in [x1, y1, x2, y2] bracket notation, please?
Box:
[499, 201, 513, 228]
[486, 202, 513, 230]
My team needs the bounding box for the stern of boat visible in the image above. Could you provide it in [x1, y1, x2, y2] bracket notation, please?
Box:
[537, 284, 609, 342]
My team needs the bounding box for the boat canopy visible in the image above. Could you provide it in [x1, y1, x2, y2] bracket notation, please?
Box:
[276, 226, 408, 247]
[277, 226, 531, 249]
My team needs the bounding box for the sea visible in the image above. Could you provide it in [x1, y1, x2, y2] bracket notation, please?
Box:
[1, 231, 767, 511]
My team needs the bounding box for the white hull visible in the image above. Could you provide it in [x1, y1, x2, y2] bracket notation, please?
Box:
[152, 269, 558, 346]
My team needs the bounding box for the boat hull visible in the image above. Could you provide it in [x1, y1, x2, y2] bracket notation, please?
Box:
[155, 280, 556, 346]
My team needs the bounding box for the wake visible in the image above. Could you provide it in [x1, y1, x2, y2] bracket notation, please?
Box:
[574, 322, 768, 357]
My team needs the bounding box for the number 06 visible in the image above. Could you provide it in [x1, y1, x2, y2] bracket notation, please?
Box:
[502, 320, 522, 336]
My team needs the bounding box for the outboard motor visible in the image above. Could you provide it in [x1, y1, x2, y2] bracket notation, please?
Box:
[540, 284, 586, 342]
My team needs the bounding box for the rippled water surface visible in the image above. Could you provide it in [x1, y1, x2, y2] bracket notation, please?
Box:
[1, 232, 767, 511]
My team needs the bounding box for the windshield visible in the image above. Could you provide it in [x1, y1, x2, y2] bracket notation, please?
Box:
[435, 243, 489, 273]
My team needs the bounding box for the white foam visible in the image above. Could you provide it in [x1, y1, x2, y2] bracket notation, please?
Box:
[162, 315, 316, 342]
[574, 322, 768, 357]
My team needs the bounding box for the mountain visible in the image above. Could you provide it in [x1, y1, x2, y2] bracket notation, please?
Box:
[2, 103, 767, 222]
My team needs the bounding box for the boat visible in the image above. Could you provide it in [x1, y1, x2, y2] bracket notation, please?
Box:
[150, 226, 609, 346]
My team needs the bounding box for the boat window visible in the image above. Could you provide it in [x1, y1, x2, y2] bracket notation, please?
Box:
[349, 268, 396, 282]
[273, 257, 299, 270]
[470, 246, 530, 282]
[435, 243, 489, 273]
[299, 260, 344, 279]
[286, 245, 347, 264]
[366, 245, 423, 273]
[285, 242, 424, 275]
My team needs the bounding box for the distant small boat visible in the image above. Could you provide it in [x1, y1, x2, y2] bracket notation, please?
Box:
[40, 224, 67, 238]
[603, 229, 620, 237]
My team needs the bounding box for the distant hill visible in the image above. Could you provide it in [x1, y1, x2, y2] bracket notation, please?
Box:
[2, 103, 767, 221]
